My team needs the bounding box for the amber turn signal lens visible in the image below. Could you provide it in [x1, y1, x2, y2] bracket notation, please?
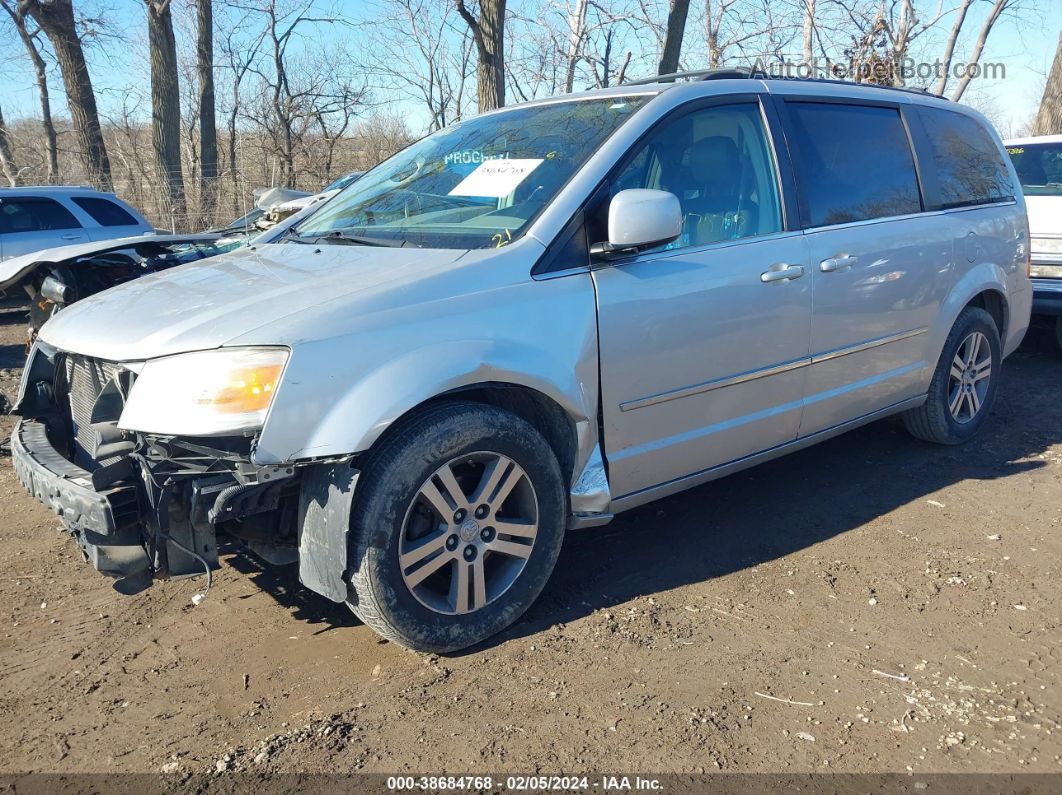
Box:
[204, 364, 284, 413]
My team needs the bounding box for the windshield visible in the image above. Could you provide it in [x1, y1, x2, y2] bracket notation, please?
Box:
[293, 96, 650, 249]
[1007, 142, 1062, 197]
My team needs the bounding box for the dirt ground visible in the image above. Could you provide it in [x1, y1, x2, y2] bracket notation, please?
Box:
[0, 296, 1059, 779]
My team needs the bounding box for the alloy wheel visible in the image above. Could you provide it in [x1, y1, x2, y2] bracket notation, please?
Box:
[947, 330, 991, 424]
[398, 452, 539, 615]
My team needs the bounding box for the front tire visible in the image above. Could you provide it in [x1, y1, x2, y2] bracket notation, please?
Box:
[903, 306, 1000, 445]
[346, 401, 566, 653]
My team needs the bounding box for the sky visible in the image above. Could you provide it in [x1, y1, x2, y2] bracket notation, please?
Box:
[1, 0, 1060, 137]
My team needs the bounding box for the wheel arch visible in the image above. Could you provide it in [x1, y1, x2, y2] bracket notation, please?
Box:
[928, 264, 1011, 373]
[429, 382, 580, 486]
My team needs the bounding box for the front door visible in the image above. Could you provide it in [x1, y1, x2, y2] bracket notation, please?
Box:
[593, 99, 812, 500]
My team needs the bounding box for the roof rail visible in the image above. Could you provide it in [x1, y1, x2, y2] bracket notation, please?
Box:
[0, 184, 98, 190]
[623, 67, 761, 86]
[622, 67, 944, 100]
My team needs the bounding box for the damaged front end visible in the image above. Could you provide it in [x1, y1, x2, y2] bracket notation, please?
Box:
[12, 344, 303, 593]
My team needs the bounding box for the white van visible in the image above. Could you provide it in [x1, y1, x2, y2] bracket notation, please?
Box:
[1006, 135, 1062, 347]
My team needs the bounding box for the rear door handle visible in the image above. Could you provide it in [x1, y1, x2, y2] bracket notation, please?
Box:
[820, 254, 858, 272]
[760, 263, 805, 283]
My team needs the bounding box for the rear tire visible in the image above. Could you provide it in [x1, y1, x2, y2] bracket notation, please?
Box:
[902, 306, 1000, 445]
[1055, 316, 1062, 352]
[345, 401, 566, 653]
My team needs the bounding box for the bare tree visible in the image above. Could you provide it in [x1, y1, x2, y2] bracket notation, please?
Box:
[218, 7, 265, 214]
[801, 0, 815, 69]
[932, 0, 973, 95]
[456, 0, 507, 111]
[197, 0, 219, 213]
[563, 0, 589, 91]
[657, 0, 690, 74]
[1035, 31, 1062, 135]
[22, 0, 112, 189]
[0, 101, 19, 186]
[1, 0, 58, 179]
[369, 0, 473, 131]
[948, 0, 1009, 101]
[144, 0, 186, 220]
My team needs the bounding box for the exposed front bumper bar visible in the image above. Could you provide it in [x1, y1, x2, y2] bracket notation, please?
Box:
[1032, 277, 1062, 316]
[11, 419, 152, 582]
[11, 419, 119, 536]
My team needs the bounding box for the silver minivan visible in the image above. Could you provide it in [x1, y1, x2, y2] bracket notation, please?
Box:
[12, 73, 1031, 652]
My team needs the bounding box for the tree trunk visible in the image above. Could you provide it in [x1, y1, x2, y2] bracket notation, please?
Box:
[0, 102, 19, 187]
[197, 0, 218, 220]
[1034, 31, 1062, 136]
[2, 1, 59, 179]
[949, 0, 1007, 102]
[657, 0, 690, 75]
[932, 0, 972, 96]
[564, 0, 588, 94]
[456, 0, 506, 112]
[24, 0, 112, 189]
[146, 0, 186, 224]
[802, 0, 816, 71]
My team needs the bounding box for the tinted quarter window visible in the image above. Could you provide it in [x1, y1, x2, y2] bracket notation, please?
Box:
[0, 197, 81, 233]
[72, 196, 139, 226]
[786, 102, 921, 227]
[919, 107, 1014, 208]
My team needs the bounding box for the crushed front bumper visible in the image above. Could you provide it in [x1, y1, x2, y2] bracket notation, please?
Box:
[11, 418, 150, 581]
[12, 419, 120, 536]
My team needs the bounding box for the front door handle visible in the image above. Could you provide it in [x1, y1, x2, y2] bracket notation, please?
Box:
[760, 263, 805, 283]
[820, 254, 858, 272]
[61, 233, 81, 240]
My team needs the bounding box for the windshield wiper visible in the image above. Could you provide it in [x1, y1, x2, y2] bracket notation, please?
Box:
[311, 230, 402, 247]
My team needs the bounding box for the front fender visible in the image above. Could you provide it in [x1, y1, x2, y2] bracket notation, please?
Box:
[252, 272, 600, 474]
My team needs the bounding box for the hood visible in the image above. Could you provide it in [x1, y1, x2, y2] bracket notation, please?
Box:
[37, 242, 473, 361]
[1025, 195, 1062, 237]
[0, 234, 215, 291]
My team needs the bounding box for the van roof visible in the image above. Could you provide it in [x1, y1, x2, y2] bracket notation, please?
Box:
[0, 185, 112, 195]
[481, 70, 963, 120]
[624, 67, 942, 101]
[1003, 134, 1062, 145]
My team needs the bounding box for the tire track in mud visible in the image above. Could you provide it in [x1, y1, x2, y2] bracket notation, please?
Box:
[0, 557, 187, 692]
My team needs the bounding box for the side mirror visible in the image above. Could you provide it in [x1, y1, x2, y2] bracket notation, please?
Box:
[591, 189, 682, 258]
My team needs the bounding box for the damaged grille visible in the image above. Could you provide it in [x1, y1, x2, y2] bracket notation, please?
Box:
[57, 354, 123, 470]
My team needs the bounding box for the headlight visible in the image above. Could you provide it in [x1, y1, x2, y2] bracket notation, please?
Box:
[119, 347, 289, 435]
[1031, 237, 1062, 255]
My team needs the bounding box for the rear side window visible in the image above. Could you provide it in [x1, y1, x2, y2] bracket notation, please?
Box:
[0, 197, 82, 233]
[785, 102, 922, 227]
[918, 108, 1013, 209]
[72, 196, 140, 226]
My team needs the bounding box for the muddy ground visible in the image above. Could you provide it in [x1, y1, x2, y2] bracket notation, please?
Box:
[0, 296, 1059, 779]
